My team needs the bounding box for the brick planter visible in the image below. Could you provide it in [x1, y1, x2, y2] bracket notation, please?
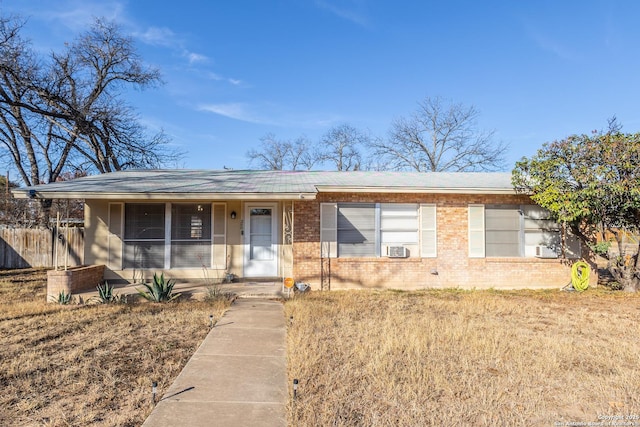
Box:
[47, 265, 105, 302]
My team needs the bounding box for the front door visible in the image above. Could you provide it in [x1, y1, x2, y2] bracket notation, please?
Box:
[244, 203, 278, 277]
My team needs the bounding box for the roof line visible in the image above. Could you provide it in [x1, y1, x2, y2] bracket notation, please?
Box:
[314, 186, 516, 194]
[12, 191, 318, 200]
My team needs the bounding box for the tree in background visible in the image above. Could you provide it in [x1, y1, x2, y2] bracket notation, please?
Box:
[375, 97, 507, 172]
[246, 124, 373, 171]
[0, 173, 24, 225]
[0, 16, 180, 224]
[512, 119, 640, 292]
[246, 133, 318, 170]
[318, 123, 368, 171]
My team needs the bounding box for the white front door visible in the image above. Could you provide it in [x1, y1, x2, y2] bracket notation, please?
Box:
[244, 203, 278, 277]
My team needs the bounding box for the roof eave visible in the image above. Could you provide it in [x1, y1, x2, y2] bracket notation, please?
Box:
[11, 190, 318, 200]
[314, 186, 517, 194]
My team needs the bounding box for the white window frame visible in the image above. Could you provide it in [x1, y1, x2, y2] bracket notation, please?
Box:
[122, 203, 167, 270]
[336, 203, 377, 257]
[469, 204, 579, 258]
[380, 203, 419, 245]
[321, 203, 432, 258]
[169, 203, 213, 269]
[116, 202, 227, 270]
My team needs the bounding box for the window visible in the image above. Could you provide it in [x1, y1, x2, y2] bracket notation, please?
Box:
[322, 203, 433, 258]
[469, 204, 579, 258]
[485, 205, 521, 257]
[337, 203, 376, 257]
[119, 203, 224, 270]
[381, 204, 419, 245]
[522, 205, 561, 257]
[123, 204, 166, 269]
[171, 204, 212, 268]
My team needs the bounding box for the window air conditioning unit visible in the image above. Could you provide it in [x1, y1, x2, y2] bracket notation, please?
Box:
[535, 246, 558, 259]
[387, 246, 408, 258]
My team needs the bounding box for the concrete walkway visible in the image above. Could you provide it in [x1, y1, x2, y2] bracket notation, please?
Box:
[142, 299, 287, 427]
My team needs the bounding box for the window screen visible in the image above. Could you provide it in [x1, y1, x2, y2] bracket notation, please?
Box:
[123, 204, 165, 269]
[485, 205, 521, 257]
[171, 204, 212, 268]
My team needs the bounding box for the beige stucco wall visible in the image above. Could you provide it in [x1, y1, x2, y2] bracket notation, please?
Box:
[84, 199, 109, 267]
[84, 199, 291, 283]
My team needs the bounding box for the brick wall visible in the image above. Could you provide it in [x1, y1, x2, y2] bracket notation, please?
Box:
[47, 265, 105, 301]
[292, 193, 595, 290]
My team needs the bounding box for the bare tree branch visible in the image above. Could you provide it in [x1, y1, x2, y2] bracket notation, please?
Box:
[374, 96, 508, 172]
[246, 133, 319, 170]
[0, 15, 182, 225]
[319, 124, 368, 171]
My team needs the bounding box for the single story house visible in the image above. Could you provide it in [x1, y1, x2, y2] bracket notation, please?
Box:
[13, 169, 592, 290]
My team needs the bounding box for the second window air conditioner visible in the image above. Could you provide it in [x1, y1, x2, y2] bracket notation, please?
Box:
[535, 245, 558, 259]
[387, 246, 408, 258]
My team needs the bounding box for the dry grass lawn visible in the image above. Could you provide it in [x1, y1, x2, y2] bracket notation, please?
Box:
[286, 289, 640, 426]
[4, 269, 640, 426]
[0, 269, 231, 427]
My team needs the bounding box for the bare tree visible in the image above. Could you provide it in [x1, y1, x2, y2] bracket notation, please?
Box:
[289, 136, 319, 170]
[374, 97, 507, 172]
[319, 123, 368, 171]
[0, 16, 180, 224]
[246, 133, 318, 170]
[0, 17, 177, 184]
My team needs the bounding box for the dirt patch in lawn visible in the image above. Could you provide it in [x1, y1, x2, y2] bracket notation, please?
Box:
[286, 289, 640, 426]
[0, 268, 231, 427]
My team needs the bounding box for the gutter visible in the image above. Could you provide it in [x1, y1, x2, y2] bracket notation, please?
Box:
[11, 189, 318, 200]
[314, 185, 518, 195]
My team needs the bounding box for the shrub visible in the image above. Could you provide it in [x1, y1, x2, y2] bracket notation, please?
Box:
[201, 265, 235, 302]
[137, 273, 181, 303]
[204, 283, 235, 303]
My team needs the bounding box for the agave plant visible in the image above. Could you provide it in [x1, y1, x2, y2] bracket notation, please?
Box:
[92, 282, 125, 304]
[137, 273, 181, 303]
[50, 290, 73, 305]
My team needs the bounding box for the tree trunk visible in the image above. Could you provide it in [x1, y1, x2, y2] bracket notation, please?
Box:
[35, 198, 52, 227]
[608, 253, 640, 292]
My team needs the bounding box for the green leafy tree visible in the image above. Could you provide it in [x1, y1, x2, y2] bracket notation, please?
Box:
[512, 121, 640, 291]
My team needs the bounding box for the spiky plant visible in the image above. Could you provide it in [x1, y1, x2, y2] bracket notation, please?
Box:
[92, 282, 125, 304]
[137, 273, 181, 303]
[50, 290, 73, 305]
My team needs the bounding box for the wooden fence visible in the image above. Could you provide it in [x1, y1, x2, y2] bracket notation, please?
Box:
[0, 227, 84, 269]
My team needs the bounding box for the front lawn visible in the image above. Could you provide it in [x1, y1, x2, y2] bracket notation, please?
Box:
[0, 269, 230, 427]
[286, 289, 640, 426]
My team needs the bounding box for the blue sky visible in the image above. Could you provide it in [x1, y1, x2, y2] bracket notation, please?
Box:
[2, 0, 639, 171]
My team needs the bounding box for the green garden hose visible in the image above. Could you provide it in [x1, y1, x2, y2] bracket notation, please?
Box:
[571, 261, 590, 292]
